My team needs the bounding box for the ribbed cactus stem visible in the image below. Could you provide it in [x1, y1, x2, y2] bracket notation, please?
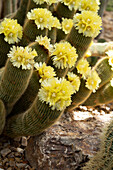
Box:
[67, 79, 91, 111]
[83, 118, 113, 169]
[12, 0, 29, 26]
[48, 28, 57, 44]
[83, 81, 113, 106]
[95, 57, 113, 88]
[27, 0, 47, 12]
[12, 0, 18, 13]
[3, 0, 12, 17]
[66, 27, 92, 61]
[4, 96, 63, 138]
[98, 0, 109, 17]
[0, 59, 33, 115]
[0, 99, 6, 135]
[56, 29, 67, 43]
[55, 2, 75, 20]
[0, 34, 12, 68]
[20, 20, 47, 46]
[89, 42, 113, 57]
[29, 42, 49, 63]
[11, 70, 40, 115]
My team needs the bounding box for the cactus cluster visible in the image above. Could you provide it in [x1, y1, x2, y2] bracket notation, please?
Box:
[0, 0, 112, 142]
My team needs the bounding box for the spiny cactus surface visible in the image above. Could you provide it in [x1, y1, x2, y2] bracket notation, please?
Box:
[0, 0, 112, 144]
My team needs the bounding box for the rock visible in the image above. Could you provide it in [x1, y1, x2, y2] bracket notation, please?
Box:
[0, 148, 11, 157]
[16, 147, 24, 154]
[25, 109, 109, 170]
[16, 163, 27, 168]
[21, 137, 27, 146]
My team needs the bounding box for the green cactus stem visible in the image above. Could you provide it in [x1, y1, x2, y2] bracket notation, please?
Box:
[66, 28, 92, 61]
[29, 42, 49, 63]
[2, 0, 12, 18]
[12, 0, 29, 26]
[67, 79, 91, 111]
[55, 2, 75, 20]
[20, 20, 47, 46]
[83, 81, 113, 106]
[11, 70, 40, 115]
[0, 34, 12, 68]
[83, 118, 113, 170]
[95, 57, 113, 88]
[48, 28, 57, 44]
[0, 59, 33, 115]
[27, 0, 47, 13]
[0, 99, 6, 135]
[12, 0, 18, 13]
[4, 96, 63, 138]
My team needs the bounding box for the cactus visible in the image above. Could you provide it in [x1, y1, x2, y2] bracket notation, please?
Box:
[82, 118, 113, 170]
[0, 0, 112, 144]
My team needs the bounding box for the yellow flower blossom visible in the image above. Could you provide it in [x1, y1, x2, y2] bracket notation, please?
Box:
[38, 77, 74, 110]
[8, 46, 37, 69]
[67, 72, 81, 92]
[76, 58, 91, 79]
[77, 0, 99, 12]
[96, 0, 100, 5]
[0, 18, 22, 44]
[85, 71, 101, 92]
[46, 0, 60, 5]
[62, 18, 73, 34]
[35, 36, 51, 50]
[27, 8, 60, 30]
[51, 17, 61, 29]
[33, 0, 45, 4]
[34, 62, 56, 82]
[33, 0, 59, 5]
[106, 50, 113, 70]
[73, 11, 102, 37]
[51, 42, 78, 69]
[61, 0, 78, 11]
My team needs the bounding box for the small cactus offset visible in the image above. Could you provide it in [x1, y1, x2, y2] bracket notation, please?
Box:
[0, 1, 113, 166]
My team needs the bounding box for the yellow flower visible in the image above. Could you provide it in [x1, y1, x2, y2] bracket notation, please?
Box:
[8, 46, 37, 69]
[0, 18, 22, 44]
[51, 17, 61, 29]
[85, 71, 101, 92]
[46, 0, 60, 5]
[33, 0, 45, 4]
[73, 11, 102, 37]
[77, 0, 99, 12]
[35, 36, 52, 50]
[67, 72, 80, 92]
[61, 0, 78, 11]
[33, 0, 59, 5]
[62, 18, 73, 34]
[106, 50, 113, 70]
[34, 62, 56, 82]
[50, 42, 78, 69]
[27, 8, 60, 30]
[38, 77, 74, 110]
[76, 58, 91, 79]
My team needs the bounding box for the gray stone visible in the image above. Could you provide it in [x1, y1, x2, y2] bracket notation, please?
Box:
[0, 148, 11, 157]
[21, 137, 27, 146]
[16, 163, 27, 168]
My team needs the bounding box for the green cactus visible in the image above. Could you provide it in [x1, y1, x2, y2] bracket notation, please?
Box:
[0, 0, 112, 150]
[82, 118, 113, 170]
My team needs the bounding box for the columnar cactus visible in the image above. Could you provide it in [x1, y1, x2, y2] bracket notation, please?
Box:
[0, 0, 112, 143]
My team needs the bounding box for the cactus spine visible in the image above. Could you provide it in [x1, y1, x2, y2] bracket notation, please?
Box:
[0, 0, 112, 148]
